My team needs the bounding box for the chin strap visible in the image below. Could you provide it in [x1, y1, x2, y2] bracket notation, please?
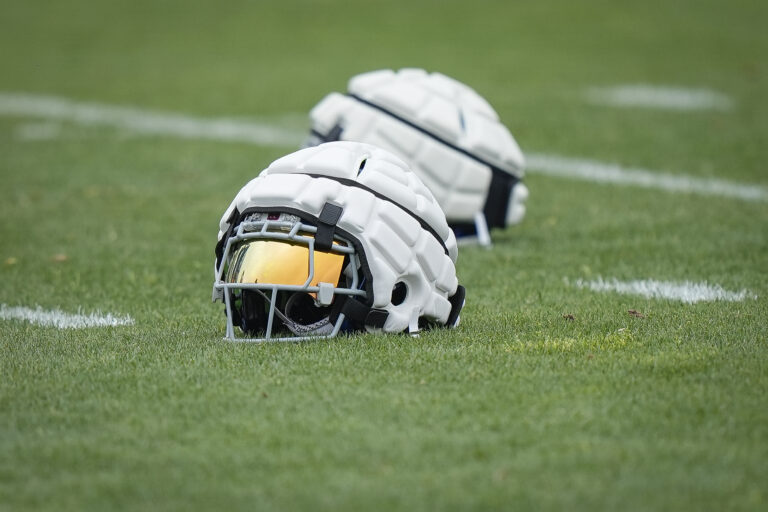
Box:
[285, 316, 334, 336]
[329, 296, 389, 331]
[408, 307, 421, 337]
[250, 289, 336, 337]
[331, 285, 466, 333]
[315, 203, 344, 252]
[446, 285, 466, 328]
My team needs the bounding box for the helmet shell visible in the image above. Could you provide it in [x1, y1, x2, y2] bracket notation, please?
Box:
[309, 68, 526, 228]
[216, 141, 461, 333]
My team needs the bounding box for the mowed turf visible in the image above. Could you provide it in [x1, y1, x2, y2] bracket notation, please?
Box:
[1, 1, 767, 510]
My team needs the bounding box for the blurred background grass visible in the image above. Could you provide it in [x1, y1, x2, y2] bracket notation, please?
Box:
[2, 0, 767, 176]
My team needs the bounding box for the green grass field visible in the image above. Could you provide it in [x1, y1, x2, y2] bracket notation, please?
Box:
[1, 1, 767, 510]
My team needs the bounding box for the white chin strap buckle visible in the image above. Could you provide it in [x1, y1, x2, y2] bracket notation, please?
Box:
[474, 211, 492, 248]
[408, 307, 421, 337]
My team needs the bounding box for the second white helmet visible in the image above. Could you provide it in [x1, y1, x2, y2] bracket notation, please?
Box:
[308, 68, 529, 246]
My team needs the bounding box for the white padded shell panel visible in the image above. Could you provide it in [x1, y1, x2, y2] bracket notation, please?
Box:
[309, 68, 525, 225]
[348, 68, 524, 174]
[217, 142, 459, 333]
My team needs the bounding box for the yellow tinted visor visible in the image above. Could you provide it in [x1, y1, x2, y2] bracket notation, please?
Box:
[226, 240, 344, 287]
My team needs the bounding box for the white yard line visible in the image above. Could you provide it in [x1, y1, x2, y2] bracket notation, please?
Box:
[585, 85, 734, 111]
[0, 92, 304, 147]
[2, 91, 765, 202]
[572, 277, 757, 304]
[0, 304, 135, 328]
[525, 153, 768, 202]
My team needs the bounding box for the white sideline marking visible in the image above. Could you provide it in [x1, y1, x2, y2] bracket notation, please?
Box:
[0, 92, 303, 147]
[525, 153, 768, 202]
[0, 304, 135, 329]
[2, 91, 765, 202]
[573, 277, 757, 304]
[586, 85, 734, 111]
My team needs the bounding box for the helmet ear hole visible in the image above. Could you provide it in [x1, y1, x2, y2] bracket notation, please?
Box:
[391, 281, 408, 306]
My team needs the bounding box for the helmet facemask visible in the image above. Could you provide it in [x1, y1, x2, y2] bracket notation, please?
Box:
[214, 212, 366, 341]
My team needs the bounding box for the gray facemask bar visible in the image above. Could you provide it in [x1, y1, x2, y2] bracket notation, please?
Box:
[214, 216, 367, 342]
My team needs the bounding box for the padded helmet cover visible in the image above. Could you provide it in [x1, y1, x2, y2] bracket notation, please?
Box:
[309, 68, 527, 226]
[216, 141, 461, 333]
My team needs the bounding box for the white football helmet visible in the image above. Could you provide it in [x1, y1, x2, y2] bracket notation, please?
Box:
[307, 68, 528, 246]
[213, 141, 465, 342]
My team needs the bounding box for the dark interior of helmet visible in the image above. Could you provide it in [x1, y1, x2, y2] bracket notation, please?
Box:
[231, 289, 335, 337]
[284, 292, 331, 325]
[234, 288, 268, 334]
